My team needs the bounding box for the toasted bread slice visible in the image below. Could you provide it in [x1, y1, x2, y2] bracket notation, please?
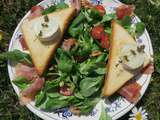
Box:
[103, 21, 150, 96]
[21, 7, 76, 75]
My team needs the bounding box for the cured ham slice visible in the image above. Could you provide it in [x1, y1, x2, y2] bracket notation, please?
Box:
[15, 63, 45, 104]
[141, 63, 154, 75]
[62, 38, 76, 51]
[19, 35, 28, 50]
[15, 63, 38, 81]
[28, 6, 44, 20]
[20, 77, 45, 105]
[118, 81, 142, 103]
[70, 0, 81, 12]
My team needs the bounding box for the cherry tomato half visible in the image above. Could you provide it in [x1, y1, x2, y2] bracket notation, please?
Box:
[116, 5, 135, 19]
[94, 5, 106, 16]
[101, 33, 109, 49]
[91, 25, 105, 40]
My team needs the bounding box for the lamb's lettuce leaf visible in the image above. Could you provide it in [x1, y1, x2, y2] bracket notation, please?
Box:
[12, 76, 31, 90]
[99, 102, 112, 120]
[79, 76, 103, 97]
[101, 13, 117, 23]
[42, 2, 69, 15]
[136, 22, 145, 36]
[0, 49, 32, 65]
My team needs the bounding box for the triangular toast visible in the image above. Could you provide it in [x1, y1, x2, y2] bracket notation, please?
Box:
[103, 21, 150, 96]
[21, 7, 76, 75]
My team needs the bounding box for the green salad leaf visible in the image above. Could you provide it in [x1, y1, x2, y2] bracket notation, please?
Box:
[94, 67, 106, 75]
[70, 12, 85, 28]
[79, 59, 96, 75]
[76, 34, 93, 56]
[99, 102, 112, 120]
[121, 16, 132, 26]
[58, 51, 74, 73]
[55, 2, 68, 9]
[42, 2, 69, 15]
[35, 91, 46, 107]
[12, 76, 31, 90]
[105, 27, 112, 35]
[116, 16, 145, 37]
[90, 9, 101, 19]
[80, 76, 103, 97]
[79, 53, 108, 75]
[68, 24, 84, 38]
[83, 8, 101, 24]
[47, 92, 62, 98]
[68, 12, 85, 37]
[83, 10, 93, 23]
[44, 79, 60, 91]
[136, 22, 145, 36]
[45, 95, 76, 110]
[101, 13, 117, 23]
[77, 98, 100, 115]
[71, 74, 79, 85]
[74, 92, 84, 99]
[42, 6, 56, 15]
[45, 98, 69, 110]
[0, 49, 32, 65]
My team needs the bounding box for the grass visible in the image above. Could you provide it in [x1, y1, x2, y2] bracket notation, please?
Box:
[0, 0, 160, 120]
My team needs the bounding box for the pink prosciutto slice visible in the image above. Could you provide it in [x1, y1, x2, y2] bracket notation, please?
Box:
[62, 38, 76, 51]
[118, 81, 142, 103]
[20, 77, 45, 105]
[19, 35, 28, 50]
[15, 63, 45, 104]
[70, 0, 81, 12]
[15, 63, 38, 81]
[28, 5, 44, 20]
[141, 63, 154, 75]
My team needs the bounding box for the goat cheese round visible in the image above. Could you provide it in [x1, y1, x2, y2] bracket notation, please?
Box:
[120, 44, 145, 70]
[34, 16, 60, 42]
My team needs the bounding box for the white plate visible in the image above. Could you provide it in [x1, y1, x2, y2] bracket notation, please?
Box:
[8, 0, 153, 120]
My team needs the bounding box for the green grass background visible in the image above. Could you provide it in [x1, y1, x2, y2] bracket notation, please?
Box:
[0, 0, 160, 120]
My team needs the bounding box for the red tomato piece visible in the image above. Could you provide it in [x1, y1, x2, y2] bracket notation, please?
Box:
[91, 25, 105, 40]
[59, 86, 73, 96]
[116, 5, 135, 19]
[101, 34, 109, 49]
[94, 5, 106, 16]
[19, 35, 28, 50]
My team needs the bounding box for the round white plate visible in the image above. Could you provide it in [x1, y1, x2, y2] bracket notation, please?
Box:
[8, 0, 153, 120]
